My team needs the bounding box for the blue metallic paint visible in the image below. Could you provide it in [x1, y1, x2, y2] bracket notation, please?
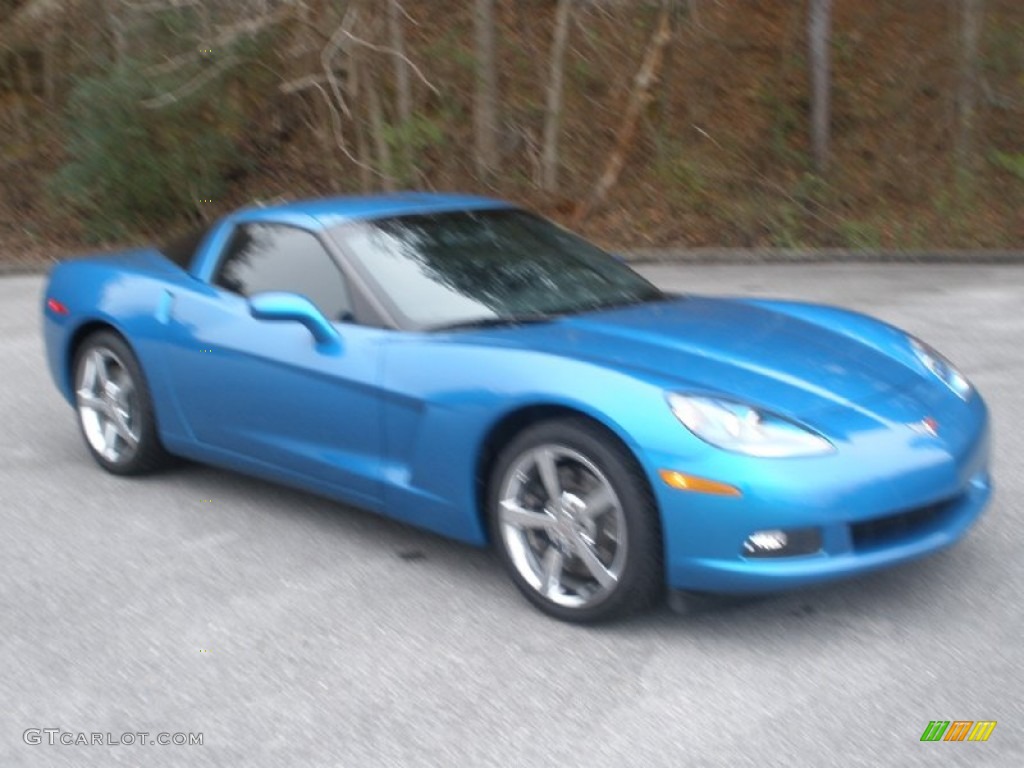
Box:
[42, 193, 992, 594]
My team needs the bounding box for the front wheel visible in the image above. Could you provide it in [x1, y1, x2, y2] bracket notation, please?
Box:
[489, 418, 663, 623]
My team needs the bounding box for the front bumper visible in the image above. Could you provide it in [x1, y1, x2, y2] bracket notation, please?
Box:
[645, 404, 992, 594]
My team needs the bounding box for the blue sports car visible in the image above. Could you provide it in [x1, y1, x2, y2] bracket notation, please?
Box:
[42, 193, 991, 622]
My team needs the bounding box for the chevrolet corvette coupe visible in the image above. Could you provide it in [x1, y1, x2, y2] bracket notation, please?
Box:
[42, 193, 992, 622]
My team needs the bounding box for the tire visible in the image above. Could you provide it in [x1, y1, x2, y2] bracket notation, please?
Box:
[488, 417, 663, 623]
[72, 330, 173, 476]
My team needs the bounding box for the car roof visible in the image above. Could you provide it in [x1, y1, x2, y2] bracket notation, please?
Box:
[238, 192, 515, 229]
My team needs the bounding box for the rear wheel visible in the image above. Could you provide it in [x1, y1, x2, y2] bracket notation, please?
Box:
[73, 331, 172, 475]
[489, 418, 663, 622]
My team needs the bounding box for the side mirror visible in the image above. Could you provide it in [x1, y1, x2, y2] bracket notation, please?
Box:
[248, 292, 340, 349]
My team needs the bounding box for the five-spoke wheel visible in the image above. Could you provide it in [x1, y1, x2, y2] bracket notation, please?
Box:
[490, 418, 662, 622]
[73, 331, 171, 475]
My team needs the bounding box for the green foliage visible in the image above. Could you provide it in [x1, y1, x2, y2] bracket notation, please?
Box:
[153, 6, 199, 44]
[756, 83, 806, 169]
[990, 151, 1024, 182]
[571, 57, 602, 93]
[51, 57, 242, 240]
[381, 113, 449, 186]
[767, 202, 804, 248]
[45, 4, 285, 241]
[838, 219, 883, 250]
[425, 30, 476, 75]
[931, 183, 975, 243]
[982, 21, 1023, 78]
[652, 139, 708, 210]
[792, 172, 831, 208]
[832, 31, 857, 66]
[746, 174, 834, 248]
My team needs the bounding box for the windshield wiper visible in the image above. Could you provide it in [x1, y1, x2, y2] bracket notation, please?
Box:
[429, 312, 560, 332]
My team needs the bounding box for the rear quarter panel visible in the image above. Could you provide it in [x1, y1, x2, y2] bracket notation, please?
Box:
[43, 251, 197, 443]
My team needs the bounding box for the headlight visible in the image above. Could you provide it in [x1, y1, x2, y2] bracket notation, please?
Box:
[667, 394, 834, 458]
[910, 338, 971, 400]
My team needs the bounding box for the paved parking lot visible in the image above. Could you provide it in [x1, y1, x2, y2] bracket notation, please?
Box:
[1, 264, 1021, 767]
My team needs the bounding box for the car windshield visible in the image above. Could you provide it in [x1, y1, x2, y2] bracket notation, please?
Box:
[332, 209, 665, 330]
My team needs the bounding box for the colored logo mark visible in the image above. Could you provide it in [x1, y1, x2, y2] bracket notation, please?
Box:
[910, 417, 940, 437]
[920, 720, 997, 742]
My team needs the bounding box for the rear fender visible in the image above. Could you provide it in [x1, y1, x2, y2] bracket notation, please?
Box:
[43, 256, 196, 443]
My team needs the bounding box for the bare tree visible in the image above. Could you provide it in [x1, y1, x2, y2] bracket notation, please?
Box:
[807, 0, 832, 174]
[347, 42, 375, 193]
[955, 0, 983, 177]
[540, 0, 573, 192]
[388, 0, 413, 173]
[572, 6, 672, 225]
[106, 0, 128, 63]
[473, 0, 499, 177]
[367, 67, 396, 191]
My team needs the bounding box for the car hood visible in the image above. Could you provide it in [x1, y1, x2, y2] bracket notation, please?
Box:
[481, 296, 922, 420]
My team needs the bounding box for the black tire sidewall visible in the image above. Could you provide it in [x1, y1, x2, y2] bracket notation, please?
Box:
[488, 417, 664, 623]
[72, 331, 169, 476]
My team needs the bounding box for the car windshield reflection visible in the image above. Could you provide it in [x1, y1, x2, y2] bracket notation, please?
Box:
[331, 209, 664, 330]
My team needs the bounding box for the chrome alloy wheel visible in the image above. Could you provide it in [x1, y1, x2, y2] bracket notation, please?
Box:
[76, 347, 141, 464]
[497, 445, 628, 609]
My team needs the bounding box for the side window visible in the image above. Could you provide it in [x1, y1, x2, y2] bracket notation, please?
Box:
[214, 223, 354, 322]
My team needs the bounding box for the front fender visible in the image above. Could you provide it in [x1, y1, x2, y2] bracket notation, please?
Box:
[378, 338, 704, 544]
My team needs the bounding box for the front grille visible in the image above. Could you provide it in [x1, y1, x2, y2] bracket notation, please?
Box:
[850, 496, 959, 551]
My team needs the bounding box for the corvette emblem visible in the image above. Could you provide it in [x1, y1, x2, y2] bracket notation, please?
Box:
[910, 417, 940, 437]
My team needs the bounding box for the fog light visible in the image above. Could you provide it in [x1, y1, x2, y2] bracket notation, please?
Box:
[744, 530, 787, 554]
[742, 527, 821, 558]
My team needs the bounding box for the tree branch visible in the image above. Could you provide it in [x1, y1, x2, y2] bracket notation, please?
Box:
[339, 28, 439, 96]
[142, 1, 298, 77]
[571, 7, 671, 225]
[141, 53, 239, 109]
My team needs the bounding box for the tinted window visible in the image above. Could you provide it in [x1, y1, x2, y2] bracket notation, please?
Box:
[215, 223, 354, 322]
[333, 209, 662, 329]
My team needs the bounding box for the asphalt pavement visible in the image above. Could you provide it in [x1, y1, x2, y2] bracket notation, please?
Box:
[1, 264, 1021, 767]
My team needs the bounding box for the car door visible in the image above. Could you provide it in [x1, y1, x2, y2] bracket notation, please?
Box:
[159, 219, 383, 506]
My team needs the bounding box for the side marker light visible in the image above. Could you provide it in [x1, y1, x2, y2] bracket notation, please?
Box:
[659, 470, 741, 497]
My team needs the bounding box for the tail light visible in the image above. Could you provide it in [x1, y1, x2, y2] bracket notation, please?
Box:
[46, 298, 70, 316]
